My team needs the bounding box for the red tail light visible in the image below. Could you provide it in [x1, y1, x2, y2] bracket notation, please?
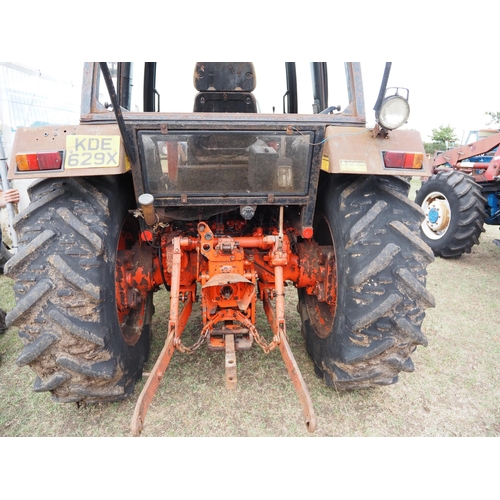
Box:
[384, 151, 423, 169]
[16, 151, 64, 172]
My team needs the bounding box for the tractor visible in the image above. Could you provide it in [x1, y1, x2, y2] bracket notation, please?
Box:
[5, 62, 435, 435]
[415, 129, 500, 257]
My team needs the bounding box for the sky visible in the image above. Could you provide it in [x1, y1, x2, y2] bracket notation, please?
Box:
[4, 0, 499, 147]
[4, 0, 499, 146]
[386, 62, 500, 143]
[7, 60, 500, 146]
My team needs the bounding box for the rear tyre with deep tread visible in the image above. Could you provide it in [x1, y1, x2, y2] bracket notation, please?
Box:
[0, 241, 13, 273]
[414, 170, 486, 258]
[298, 174, 435, 389]
[5, 175, 152, 403]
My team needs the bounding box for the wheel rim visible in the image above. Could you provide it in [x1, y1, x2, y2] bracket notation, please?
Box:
[420, 190, 452, 240]
[303, 212, 337, 339]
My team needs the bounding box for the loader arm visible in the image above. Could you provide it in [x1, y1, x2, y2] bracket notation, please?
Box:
[433, 132, 500, 167]
[433, 131, 500, 181]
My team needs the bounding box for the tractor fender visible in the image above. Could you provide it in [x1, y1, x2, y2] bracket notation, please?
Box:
[8, 123, 130, 180]
[320, 126, 431, 178]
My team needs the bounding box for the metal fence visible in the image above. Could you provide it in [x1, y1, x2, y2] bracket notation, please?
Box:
[0, 62, 81, 156]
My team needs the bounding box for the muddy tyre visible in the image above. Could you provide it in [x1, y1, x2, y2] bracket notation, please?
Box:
[5, 175, 152, 403]
[414, 170, 486, 258]
[298, 175, 435, 389]
[0, 241, 12, 273]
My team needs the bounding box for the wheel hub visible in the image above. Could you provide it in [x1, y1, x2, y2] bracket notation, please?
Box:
[298, 225, 338, 339]
[426, 199, 450, 231]
[428, 206, 439, 224]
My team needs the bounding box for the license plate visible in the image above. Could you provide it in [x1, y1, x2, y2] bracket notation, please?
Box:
[64, 135, 121, 169]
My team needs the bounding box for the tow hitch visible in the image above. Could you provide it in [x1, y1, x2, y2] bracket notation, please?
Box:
[130, 208, 316, 436]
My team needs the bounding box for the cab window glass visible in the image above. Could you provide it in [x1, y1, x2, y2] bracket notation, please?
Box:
[98, 62, 352, 115]
[97, 62, 118, 109]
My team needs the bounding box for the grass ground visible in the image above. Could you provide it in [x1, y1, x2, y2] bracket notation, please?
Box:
[1, 185, 499, 438]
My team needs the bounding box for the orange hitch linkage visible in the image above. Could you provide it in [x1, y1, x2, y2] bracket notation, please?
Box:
[131, 236, 192, 436]
[131, 209, 317, 435]
[264, 207, 316, 432]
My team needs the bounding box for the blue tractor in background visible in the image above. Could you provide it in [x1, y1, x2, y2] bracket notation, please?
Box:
[415, 129, 500, 257]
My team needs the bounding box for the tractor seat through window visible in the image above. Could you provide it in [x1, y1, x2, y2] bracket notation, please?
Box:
[193, 62, 257, 113]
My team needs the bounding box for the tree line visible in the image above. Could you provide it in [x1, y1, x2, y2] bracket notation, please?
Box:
[424, 111, 500, 155]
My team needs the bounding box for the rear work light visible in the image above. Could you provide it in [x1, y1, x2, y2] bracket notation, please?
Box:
[383, 151, 423, 169]
[376, 94, 410, 131]
[16, 151, 64, 172]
